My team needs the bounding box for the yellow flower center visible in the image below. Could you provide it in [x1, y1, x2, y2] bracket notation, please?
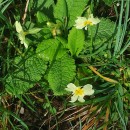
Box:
[75, 88, 84, 96]
[84, 20, 93, 26]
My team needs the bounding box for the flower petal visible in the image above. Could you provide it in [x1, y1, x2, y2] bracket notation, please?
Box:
[78, 96, 85, 102]
[83, 84, 94, 96]
[18, 33, 28, 48]
[70, 94, 78, 102]
[23, 41, 28, 49]
[18, 33, 25, 42]
[65, 83, 77, 92]
[88, 14, 94, 18]
[84, 26, 88, 30]
[88, 17, 100, 25]
[15, 21, 23, 33]
[74, 17, 87, 29]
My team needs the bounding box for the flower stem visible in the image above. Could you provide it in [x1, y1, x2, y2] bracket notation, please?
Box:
[10, 42, 24, 57]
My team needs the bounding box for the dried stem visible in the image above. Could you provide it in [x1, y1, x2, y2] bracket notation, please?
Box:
[22, 0, 30, 24]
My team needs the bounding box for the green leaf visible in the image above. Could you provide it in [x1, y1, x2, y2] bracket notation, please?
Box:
[36, 11, 49, 23]
[0, 0, 4, 4]
[68, 27, 85, 56]
[5, 56, 47, 95]
[86, 37, 106, 47]
[44, 0, 54, 8]
[1, 0, 13, 13]
[103, 0, 115, 6]
[27, 28, 42, 34]
[66, 0, 88, 28]
[53, 0, 67, 22]
[56, 36, 68, 48]
[88, 18, 116, 40]
[117, 84, 124, 118]
[36, 39, 66, 61]
[29, 0, 45, 10]
[48, 54, 76, 95]
[84, 18, 116, 57]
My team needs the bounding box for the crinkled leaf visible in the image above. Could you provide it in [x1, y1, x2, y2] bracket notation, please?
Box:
[66, 0, 88, 28]
[88, 18, 116, 40]
[40, 28, 52, 39]
[24, 56, 47, 81]
[5, 56, 47, 95]
[29, 0, 45, 10]
[5, 75, 31, 95]
[36, 39, 66, 61]
[54, 0, 67, 22]
[85, 38, 110, 57]
[48, 54, 76, 95]
[36, 11, 49, 23]
[44, 0, 54, 8]
[56, 37, 68, 48]
[84, 18, 116, 57]
[86, 38, 107, 49]
[68, 27, 85, 56]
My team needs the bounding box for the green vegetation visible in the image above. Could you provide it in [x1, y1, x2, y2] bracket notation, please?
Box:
[0, 0, 130, 129]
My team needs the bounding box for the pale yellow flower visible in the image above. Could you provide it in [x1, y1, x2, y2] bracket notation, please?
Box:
[74, 14, 100, 30]
[65, 83, 94, 102]
[15, 21, 28, 48]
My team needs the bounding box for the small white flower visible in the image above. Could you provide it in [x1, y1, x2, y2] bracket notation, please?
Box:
[65, 83, 94, 102]
[74, 14, 100, 30]
[74, 17, 88, 29]
[15, 21, 28, 48]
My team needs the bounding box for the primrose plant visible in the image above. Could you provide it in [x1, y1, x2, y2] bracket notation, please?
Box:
[7, 0, 103, 104]
[12, 13, 100, 100]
